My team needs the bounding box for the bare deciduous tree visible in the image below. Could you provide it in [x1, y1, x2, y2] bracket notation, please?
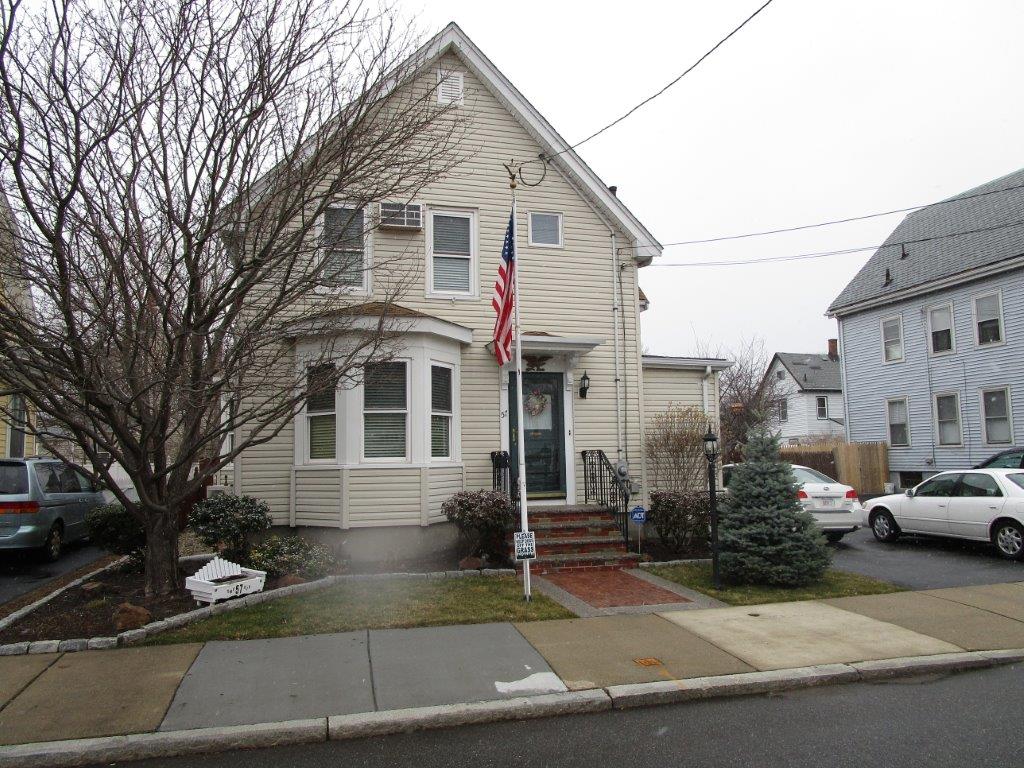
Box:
[645, 404, 708, 493]
[0, 0, 463, 594]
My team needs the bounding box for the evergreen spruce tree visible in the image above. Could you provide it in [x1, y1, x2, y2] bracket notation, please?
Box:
[718, 429, 830, 586]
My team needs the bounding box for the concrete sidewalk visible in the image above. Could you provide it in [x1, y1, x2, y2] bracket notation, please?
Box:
[2, 582, 1024, 754]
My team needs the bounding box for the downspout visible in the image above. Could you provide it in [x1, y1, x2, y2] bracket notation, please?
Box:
[611, 233, 624, 462]
[702, 365, 712, 416]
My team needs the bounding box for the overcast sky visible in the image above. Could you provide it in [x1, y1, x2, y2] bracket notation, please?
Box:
[409, 0, 1024, 358]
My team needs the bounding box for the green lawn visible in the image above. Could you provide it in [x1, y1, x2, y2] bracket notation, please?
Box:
[150, 576, 572, 644]
[648, 562, 903, 606]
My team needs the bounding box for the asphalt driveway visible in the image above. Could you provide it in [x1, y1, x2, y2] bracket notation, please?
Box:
[833, 527, 1024, 590]
[0, 543, 105, 606]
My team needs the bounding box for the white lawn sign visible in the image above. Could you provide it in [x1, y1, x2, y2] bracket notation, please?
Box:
[185, 556, 267, 605]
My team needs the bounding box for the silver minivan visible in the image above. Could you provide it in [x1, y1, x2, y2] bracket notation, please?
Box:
[0, 458, 105, 561]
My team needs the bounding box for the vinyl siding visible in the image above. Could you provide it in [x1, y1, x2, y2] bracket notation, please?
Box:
[839, 267, 1024, 476]
[238, 51, 646, 526]
[771, 360, 844, 443]
[0, 395, 37, 458]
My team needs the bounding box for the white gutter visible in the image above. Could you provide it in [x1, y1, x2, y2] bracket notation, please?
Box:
[611, 232, 624, 462]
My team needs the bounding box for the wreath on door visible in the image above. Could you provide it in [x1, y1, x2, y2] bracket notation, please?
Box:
[524, 387, 549, 418]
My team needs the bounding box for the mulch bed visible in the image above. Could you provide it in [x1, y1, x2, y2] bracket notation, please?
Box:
[639, 539, 709, 563]
[0, 554, 119, 622]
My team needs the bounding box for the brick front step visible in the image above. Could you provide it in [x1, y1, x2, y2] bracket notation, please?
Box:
[527, 506, 615, 523]
[528, 536, 630, 556]
[531, 525, 622, 541]
[517, 551, 641, 574]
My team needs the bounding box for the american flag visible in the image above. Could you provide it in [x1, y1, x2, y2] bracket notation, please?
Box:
[491, 212, 515, 366]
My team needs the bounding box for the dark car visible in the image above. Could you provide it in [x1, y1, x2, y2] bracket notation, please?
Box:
[975, 448, 1024, 469]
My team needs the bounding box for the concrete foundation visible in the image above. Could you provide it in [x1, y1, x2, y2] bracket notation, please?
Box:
[267, 522, 463, 569]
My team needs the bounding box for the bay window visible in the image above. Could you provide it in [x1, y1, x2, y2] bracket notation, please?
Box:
[363, 362, 408, 459]
[431, 365, 453, 459]
[306, 364, 337, 460]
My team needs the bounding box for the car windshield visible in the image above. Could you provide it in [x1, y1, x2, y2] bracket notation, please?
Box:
[1006, 474, 1024, 491]
[0, 462, 28, 494]
[792, 466, 836, 484]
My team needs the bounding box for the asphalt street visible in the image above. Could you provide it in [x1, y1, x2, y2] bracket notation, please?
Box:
[832, 526, 1024, 589]
[102, 663, 1024, 768]
[0, 543, 105, 605]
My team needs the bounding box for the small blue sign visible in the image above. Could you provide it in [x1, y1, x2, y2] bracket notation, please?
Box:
[630, 506, 647, 524]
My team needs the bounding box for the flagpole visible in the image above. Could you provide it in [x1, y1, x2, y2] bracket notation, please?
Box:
[509, 169, 531, 602]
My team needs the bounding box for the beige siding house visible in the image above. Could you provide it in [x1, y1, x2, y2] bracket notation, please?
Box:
[232, 24, 718, 561]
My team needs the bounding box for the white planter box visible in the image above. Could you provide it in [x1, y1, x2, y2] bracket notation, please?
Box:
[185, 557, 267, 605]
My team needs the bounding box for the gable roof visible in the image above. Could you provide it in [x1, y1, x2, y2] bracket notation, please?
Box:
[828, 167, 1024, 315]
[411, 23, 661, 265]
[771, 352, 841, 392]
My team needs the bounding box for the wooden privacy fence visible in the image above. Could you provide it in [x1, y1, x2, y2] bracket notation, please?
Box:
[779, 442, 889, 495]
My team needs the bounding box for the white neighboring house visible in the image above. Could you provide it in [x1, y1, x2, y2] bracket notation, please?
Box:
[766, 341, 846, 444]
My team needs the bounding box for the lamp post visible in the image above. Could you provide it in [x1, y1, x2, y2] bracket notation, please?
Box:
[703, 426, 721, 589]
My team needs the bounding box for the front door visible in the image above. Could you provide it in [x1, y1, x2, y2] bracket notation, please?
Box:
[509, 372, 566, 499]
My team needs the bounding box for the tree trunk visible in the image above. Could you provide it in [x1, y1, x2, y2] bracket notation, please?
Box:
[144, 509, 181, 596]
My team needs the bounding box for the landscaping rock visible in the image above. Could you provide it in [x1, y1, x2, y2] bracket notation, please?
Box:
[114, 602, 153, 632]
[88, 636, 118, 650]
[459, 556, 483, 571]
[58, 638, 90, 652]
[80, 581, 106, 596]
[28, 640, 61, 654]
[0, 642, 29, 655]
[119, 629, 148, 646]
[277, 574, 307, 588]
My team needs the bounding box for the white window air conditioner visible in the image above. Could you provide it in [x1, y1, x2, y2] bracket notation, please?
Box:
[378, 203, 422, 230]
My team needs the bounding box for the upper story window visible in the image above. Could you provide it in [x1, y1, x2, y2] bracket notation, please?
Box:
[982, 387, 1012, 445]
[974, 292, 1004, 346]
[776, 370, 785, 380]
[816, 396, 828, 420]
[305, 364, 337, 461]
[437, 69, 464, 105]
[431, 365, 453, 459]
[887, 397, 910, 447]
[428, 209, 476, 296]
[321, 205, 368, 291]
[363, 362, 408, 460]
[528, 212, 562, 247]
[934, 392, 962, 446]
[881, 315, 904, 363]
[928, 304, 955, 355]
[778, 398, 788, 422]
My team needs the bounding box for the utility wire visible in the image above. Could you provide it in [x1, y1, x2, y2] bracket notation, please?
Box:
[529, 0, 776, 167]
[648, 217, 1024, 268]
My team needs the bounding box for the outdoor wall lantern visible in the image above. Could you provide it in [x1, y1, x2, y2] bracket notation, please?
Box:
[578, 370, 590, 399]
[703, 426, 721, 589]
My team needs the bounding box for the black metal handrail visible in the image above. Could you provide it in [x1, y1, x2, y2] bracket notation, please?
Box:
[490, 450, 520, 519]
[582, 449, 630, 546]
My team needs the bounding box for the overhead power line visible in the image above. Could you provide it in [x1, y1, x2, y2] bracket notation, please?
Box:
[648, 217, 1024, 268]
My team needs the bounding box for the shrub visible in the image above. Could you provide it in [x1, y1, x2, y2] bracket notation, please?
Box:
[442, 490, 514, 562]
[188, 494, 271, 560]
[645, 405, 710, 493]
[86, 503, 146, 564]
[247, 535, 335, 580]
[718, 429, 830, 587]
[648, 490, 712, 554]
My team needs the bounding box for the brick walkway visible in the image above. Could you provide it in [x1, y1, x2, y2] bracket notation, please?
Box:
[544, 570, 692, 609]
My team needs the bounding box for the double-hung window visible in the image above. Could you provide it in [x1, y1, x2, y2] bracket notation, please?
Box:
[982, 387, 1012, 445]
[974, 292, 1004, 346]
[321, 205, 367, 290]
[429, 210, 475, 295]
[528, 212, 562, 247]
[431, 365, 453, 459]
[934, 392, 962, 446]
[881, 315, 904, 362]
[363, 362, 408, 459]
[887, 398, 910, 447]
[306, 364, 337, 461]
[779, 398, 788, 423]
[816, 396, 829, 420]
[928, 304, 954, 355]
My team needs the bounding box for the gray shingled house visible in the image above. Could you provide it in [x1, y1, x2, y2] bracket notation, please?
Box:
[828, 168, 1024, 488]
[764, 342, 845, 444]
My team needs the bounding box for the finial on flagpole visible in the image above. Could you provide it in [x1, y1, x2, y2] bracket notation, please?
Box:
[503, 160, 518, 190]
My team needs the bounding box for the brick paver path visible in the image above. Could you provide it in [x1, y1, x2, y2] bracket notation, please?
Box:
[545, 570, 691, 608]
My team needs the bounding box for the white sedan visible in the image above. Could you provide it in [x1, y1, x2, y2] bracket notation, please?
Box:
[863, 469, 1024, 560]
[723, 464, 863, 542]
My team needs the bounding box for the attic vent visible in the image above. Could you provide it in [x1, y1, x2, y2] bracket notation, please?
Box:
[437, 69, 464, 105]
[378, 203, 422, 230]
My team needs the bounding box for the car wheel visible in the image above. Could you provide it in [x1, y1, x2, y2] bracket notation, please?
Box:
[870, 510, 900, 543]
[41, 522, 63, 562]
[992, 520, 1024, 560]
[826, 532, 844, 544]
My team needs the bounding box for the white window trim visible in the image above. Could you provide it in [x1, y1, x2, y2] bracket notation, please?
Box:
[314, 202, 372, 296]
[880, 314, 904, 364]
[527, 211, 563, 248]
[932, 391, 963, 447]
[429, 361, 455, 461]
[436, 68, 464, 106]
[886, 396, 911, 448]
[980, 385, 1014, 446]
[927, 302, 956, 357]
[426, 207, 478, 299]
[303, 365, 338, 464]
[361, 359, 411, 463]
[815, 395, 829, 420]
[972, 289, 1005, 348]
